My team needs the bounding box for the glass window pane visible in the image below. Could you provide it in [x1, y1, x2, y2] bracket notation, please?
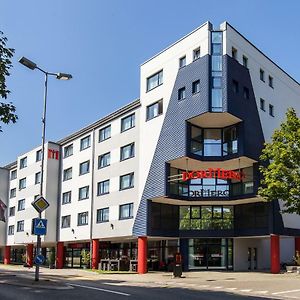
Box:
[211, 89, 222, 108]
[204, 129, 221, 143]
[212, 56, 222, 71]
[212, 43, 222, 55]
[212, 32, 222, 43]
[204, 144, 222, 156]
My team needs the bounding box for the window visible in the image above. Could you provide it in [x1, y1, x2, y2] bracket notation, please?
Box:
[80, 135, 90, 151]
[35, 172, 41, 184]
[10, 188, 16, 198]
[232, 80, 239, 94]
[146, 70, 163, 92]
[178, 87, 186, 101]
[61, 215, 71, 228]
[232, 47, 237, 60]
[17, 220, 24, 232]
[97, 208, 109, 223]
[243, 87, 249, 99]
[9, 206, 15, 217]
[64, 144, 73, 158]
[36, 150, 42, 162]
[119, 203, 134, 220]
[242, 55, 248, 68]
[192, 80, 200, 94]
[260, 69, 265, 82]
[269, 75, 273, 88]
[99, 125, 111, 142]
[62, 191, 71, 204]
[260, 98, 265, 111]
[120, 173, 134, 190]
[120, 143, 135, 161]
[97, 180, 109, 195]
[8, 225, 14, 235]
[63, 167, 72, 181]
[18, 199, 25, 211]
[223, 126, 238, 156]
[19, 178, 26, 190]
[193, 47, 200, 61]
[20, 157, 27, 169]
[269, 104, 274, 117]
[121, 114, 135, 132]
[146, 100, 163, 121]
[204, 129, 222, 156]
[98, 152, 110, 169]
[79, 160, 90, 175]
[79, 186, 89, 200]
[78, 212, 88, 226]
[10, 170, 17, 180]
[179, 56, 186, 68]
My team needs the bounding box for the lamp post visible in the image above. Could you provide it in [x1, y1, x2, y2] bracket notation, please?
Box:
[19, 57, 72, 281]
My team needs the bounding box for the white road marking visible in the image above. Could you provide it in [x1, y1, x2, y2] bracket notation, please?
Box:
[255, 291, 269, 294]
[240, 289, 252, 292]
[68, 283, 131, 296]
[225, 287, 237, 290]
[213, 286, 223, 289]
[272, 289, 300, 295]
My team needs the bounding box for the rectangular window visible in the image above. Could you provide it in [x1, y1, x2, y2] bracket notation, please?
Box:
[269, 75, 273, 88]
[18, 199, 25, 211]
[232, 80, 239, 94]
[61, 215, 71, 228]
[192, 80, 200, 94]
[10, 170, 17, 180]
[97, 208, 109, 223]
[243, 87, 249, 99]
[63, 167, 72, 181]
[98, 152, 110, 169]
[193, 47, 200, 61]
[64, 144, 73, 158]
[79, 160, 90, 175]
[260, 98, 265, 111]
[19, 178, 26, 190]
[121, 114, 135, 132]
[62, 191, 71, 204]
[78, 212, 88, 226]
[36, 150, 42, 162]
[146, 100, 163, 121]
[17, 220, 24, 232]
[260, 69, 265, 82]
[20, 157, 27, 169]
[35, 172, 41, 184]
[80, 135, 91, 151]
[179, 56, 186, 68]
[269, 104, 274, 117]
[232, 47, 237, 60]
[10, 188, 16, 198]
[97, 180, 109, 195]
[99, 125, 111, 142]
[242, 55, 248, 68]
[9, 206, 15, 217]
[119, 203, 134, 220]
[146, 70, 163, 92]
[120, 173, 134, 190]
[79, 186, 89, 200]
[178, 87, 186, 101]
[8, 225, 14, 235]
[120, 143, 135, 161]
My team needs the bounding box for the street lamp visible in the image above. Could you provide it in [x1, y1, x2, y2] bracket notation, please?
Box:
[19, 56, 72, 281]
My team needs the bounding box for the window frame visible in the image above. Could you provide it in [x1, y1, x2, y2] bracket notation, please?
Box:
[146, 99, 163, 121]
[260, 98, 265, 111]
[35, 171, 41, 185]
[10, 170, 17, 180]
[61, 215, 71, 228]
[10, 188, 16, 199]
[120, 142, 135, 161]
[18, 199, 25, 211]
[79, 160, 90, 176]
[9, 206, 15, 217]
[269, 75, 274, 88]
[242, 55, 248, 68]
[99, 125, 111, 142]
[17, 220, 24, 232]
[260, 69, 265, 82]
[62, 191, 72, 204]
[146, 70, 163, 92]
[97, 180, 110, 196]
[36, 150, 42, 162]
[19, 177, 26, 190]
[20, 157, 27, 169]
[96, 207, 109, 223]
[63, 167, 72, 181]
[8, 225, 14, 235]
[119, 203, 134, 220]
[192, 80, 200, 94]
[80, 135, 91, 151]
[193, 47, 200, 61]
[178, 87, 186, 101]
[64, 144, 73, 158]
[269, 104, 274, 117]
[78, 186, 89, 200]
[121, 113, 135, 132]
[120, 172, 134, 191]
[98, 152, 111, 169]
[179, 56, 186, 68]
[77, 212, 88, 226]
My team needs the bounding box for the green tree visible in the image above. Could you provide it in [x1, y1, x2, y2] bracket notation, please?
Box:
[0, 30, 17, 131]
[259, 108, 300, 214]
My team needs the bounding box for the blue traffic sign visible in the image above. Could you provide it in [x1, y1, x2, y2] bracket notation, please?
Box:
[34, 254, 45, 265]
[32, 218, 47, 236]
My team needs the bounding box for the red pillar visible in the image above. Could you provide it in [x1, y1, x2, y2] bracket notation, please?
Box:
[271, 234, 280, 274]
[92, 239, 99, 270]
[26, 244, 34, 267]
[295, 237, 300, 253]
[4, 246, 11, 265]
[56, 242, 64, 269]
[137, 237, 147, 274]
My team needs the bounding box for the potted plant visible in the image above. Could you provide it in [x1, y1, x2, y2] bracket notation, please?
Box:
[49, 247, 55, 269]
[81, 249, 90, 269]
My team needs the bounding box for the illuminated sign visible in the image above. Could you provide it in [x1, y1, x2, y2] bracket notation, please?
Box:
[48, 149, 59, 160]
[190, 189, 229, 197]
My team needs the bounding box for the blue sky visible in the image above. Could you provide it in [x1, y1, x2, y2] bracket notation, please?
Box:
[1, 0, 300, 165]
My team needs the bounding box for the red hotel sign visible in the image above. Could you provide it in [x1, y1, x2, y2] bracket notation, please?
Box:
[182, 168, 245, 182]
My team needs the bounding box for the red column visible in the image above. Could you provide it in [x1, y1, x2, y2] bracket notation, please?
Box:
[92, 239, 99, 270]
[26, 244, 34, 267]
[295, 237, 300, 253]
[4, 246, 11, 265]
[137, 237, 147, 274]
[271, 234, 280, 274]
[56, 242, 64, 269]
